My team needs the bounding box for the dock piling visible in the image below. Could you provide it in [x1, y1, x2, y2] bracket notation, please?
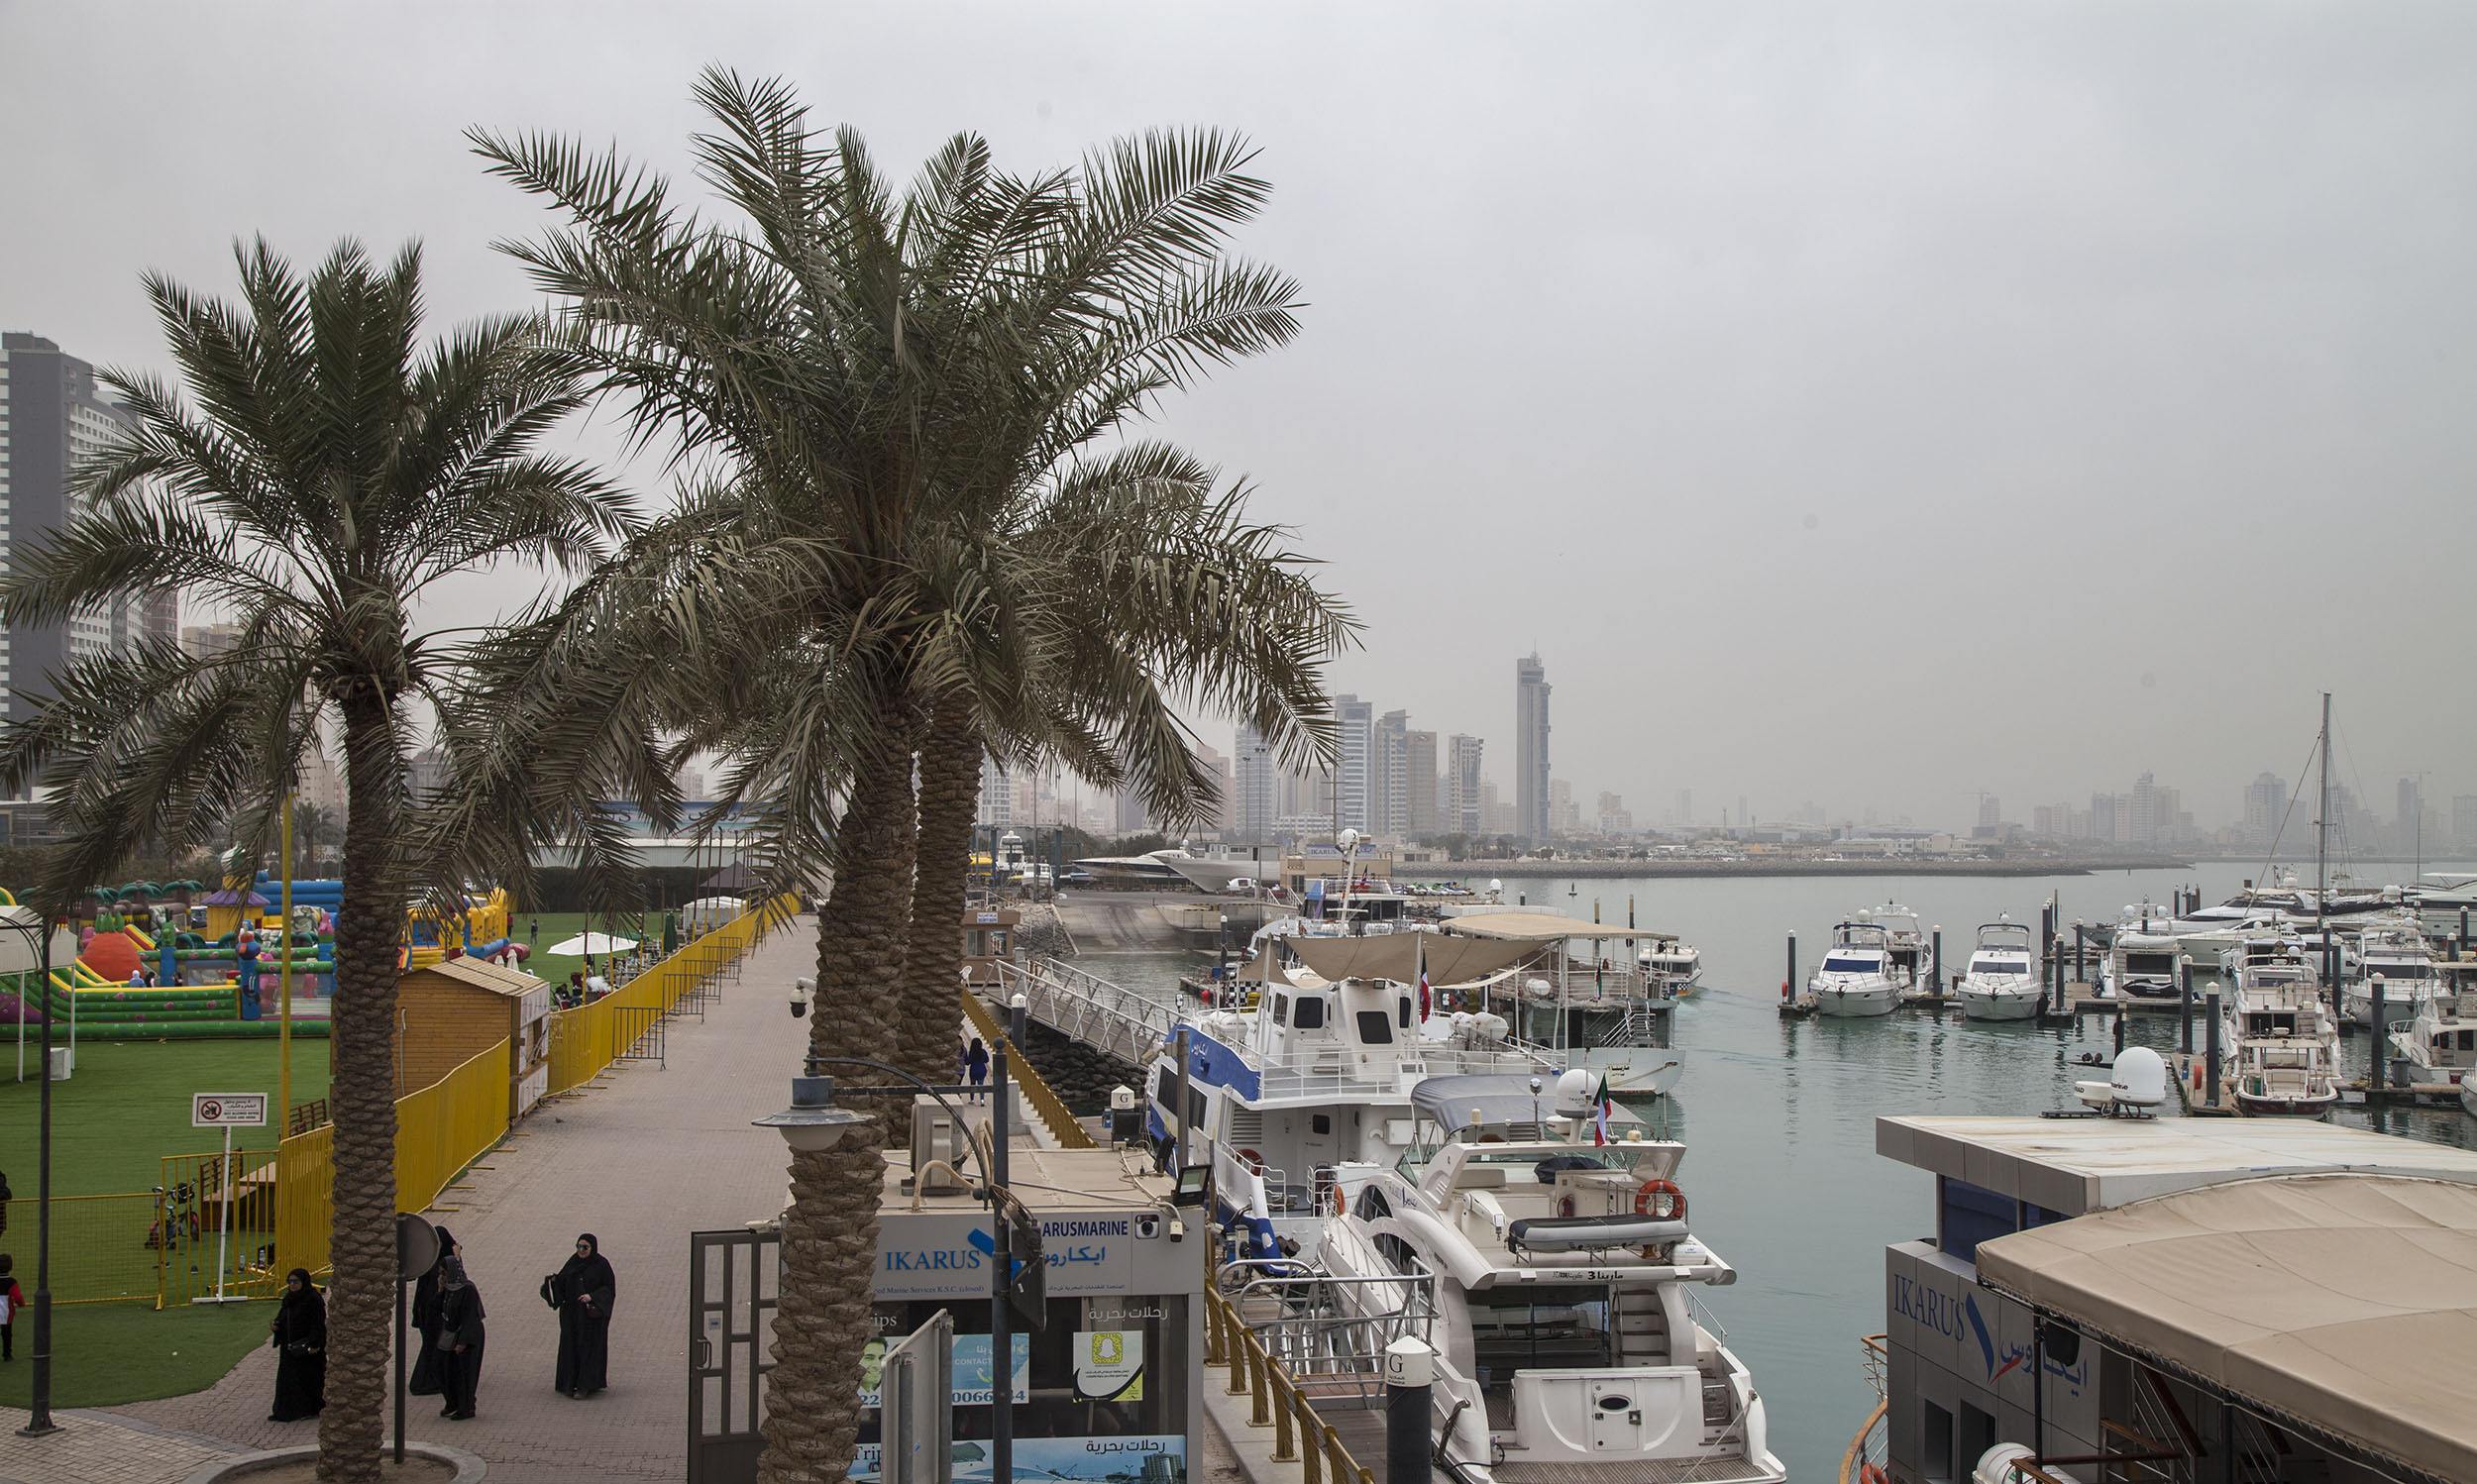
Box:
[2179, 956, 2195, 1056]
[2205, 988, 2221, 1107]
[1930, 927, 1942, 997]
[2073, 921, 2086, 985]
[2372, 976, 2388, 1088]
[2113, 1000, 2126, 1057]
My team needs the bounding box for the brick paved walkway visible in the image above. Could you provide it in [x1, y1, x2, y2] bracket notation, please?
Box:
[0, 1408, 232, 1484]
[116, 918, 819, 1481]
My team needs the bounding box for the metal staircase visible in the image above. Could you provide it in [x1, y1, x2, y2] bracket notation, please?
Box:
[988, 957, 1175, 1067]
[1218, 1252, 1440, 1411]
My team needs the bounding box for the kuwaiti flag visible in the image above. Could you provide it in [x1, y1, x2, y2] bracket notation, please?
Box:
[1417, 967, 1431, 1021]
[1593, 1076, 1613, 1145]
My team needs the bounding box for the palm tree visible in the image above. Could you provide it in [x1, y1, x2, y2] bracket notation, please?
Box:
[0, 240, 627, 1484]
[292, 800, 337, 876]
[468, 70, 1343, 1481]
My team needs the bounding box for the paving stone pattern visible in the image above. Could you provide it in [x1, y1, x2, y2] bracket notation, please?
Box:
[116, 919, 819, 1482]
[0, 1408, 234, 1484]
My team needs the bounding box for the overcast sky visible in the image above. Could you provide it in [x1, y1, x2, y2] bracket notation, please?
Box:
[6, 1, 2473, 832]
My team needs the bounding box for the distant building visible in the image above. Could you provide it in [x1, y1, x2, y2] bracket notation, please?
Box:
[1515, 653, 1551, 843]
[1404, 729, 1438, 836]
[1232, 725, 1276, 843]
[2243, 772, 2287, 851]
[1595, 791, 1632, 834]
[977, 754, 1013, 828]
[1113, 787, 1148, 835]
[1333, 695, 1373, 833]
[2456, 795, 2477, 855]
[1192, 742, 1230, 833]
[1444, 734, 1484, 836]
[1371, 708, 1409, 837]
[1978, 795, 2002, 830]
[0, 333, 156, 730]
[406, 745, 453, 801]
[182, 622, 244, 661]
[1550, 778, 1579, 836]
[2397, 777, 2424, 854]
[296, 747, 347, 817]
[2090, 791, 2124, 844]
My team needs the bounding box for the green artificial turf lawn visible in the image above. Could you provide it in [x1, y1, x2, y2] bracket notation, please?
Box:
[0, 1038, 332, 1197]
[0, 1299, 276, 1408]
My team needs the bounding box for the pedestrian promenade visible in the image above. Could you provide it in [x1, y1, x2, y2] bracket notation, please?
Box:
[112, 917, 818, 1482]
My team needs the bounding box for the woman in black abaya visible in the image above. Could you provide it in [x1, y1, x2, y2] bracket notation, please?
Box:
[407, 1222, 459, 1396]
[549, 1232, 615, 1398]
[268, 1269, 326, 1422]
[435, 1255, 486, 1421]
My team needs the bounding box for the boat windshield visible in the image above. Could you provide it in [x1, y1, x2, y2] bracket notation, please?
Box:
[1821, 955, 1881, 974]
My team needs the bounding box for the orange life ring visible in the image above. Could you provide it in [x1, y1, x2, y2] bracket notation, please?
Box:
[1860, 1466, 1889, 1484]
[1238, 1148, 1264, 1174]
[1634, 1179, 1686, 1222]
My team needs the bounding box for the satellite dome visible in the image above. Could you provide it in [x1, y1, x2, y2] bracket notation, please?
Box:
[2110, 1046, 2168, 1108]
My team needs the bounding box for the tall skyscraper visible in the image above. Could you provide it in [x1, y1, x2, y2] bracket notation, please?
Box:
[1192, 742, 1230, 833]
[1113, 788, 1149, 835]
[1445, 734, 1484, 835]
[2128, 772, 2159, 846]
[2397, 777, 2424, 853]
[1515, 653, 1551, 843]
[1333, 694, 1373, 832]
[1404, 730, 1438, 836]
[977, 754, 1014, 828]
[1, 334, 164, 726]
[1372, 709, 1409, 836]
[2456, 795, 2477, 855]
[1233, 724, 1277, 844]
[2243, 772, 2287, 851]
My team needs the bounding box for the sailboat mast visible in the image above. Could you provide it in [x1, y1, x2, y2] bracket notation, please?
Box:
[2315, 690, 2331, 931]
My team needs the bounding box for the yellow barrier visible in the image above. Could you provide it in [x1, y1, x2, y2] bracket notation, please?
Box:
[1204, 1285, 1377, 1484]
[273, 898, 790, 1277]
[960, 992, 1097, 1150]
[0, 1193, 160, 1306]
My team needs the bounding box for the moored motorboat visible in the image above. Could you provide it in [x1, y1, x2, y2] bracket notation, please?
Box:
[1954, 918, 2041, 1021]
[1810, 917, 1899, 1017]
[2222, 937, 2342, 1116]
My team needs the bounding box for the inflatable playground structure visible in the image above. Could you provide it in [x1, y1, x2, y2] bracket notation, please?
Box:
[9, 878, 523, 1040]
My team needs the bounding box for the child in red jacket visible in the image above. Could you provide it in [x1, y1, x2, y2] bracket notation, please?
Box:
[0, 1254, 24, 1360]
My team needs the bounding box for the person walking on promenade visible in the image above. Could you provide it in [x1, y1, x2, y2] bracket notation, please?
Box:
[966, 1036, 991, 1098]
[0, 1254, 23, 1360]
[435, 1255, 486, 1421]
[268, 1268, 326, 1421]
[408, 1222, 460, 1396]
[547, 1232, 617, 1398]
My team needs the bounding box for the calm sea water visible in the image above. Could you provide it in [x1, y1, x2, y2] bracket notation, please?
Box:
[1072, 862, 2476, 1480]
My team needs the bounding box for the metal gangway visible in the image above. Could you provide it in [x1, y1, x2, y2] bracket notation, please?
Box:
[1218, 1250, 1440, 1411]
[988, 956, 1176, 1068]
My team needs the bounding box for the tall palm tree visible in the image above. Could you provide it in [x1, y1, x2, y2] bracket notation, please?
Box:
[293, 800, 337, 876]
[0, 240, 627, 1484]
[468, 70, 1342, 1481]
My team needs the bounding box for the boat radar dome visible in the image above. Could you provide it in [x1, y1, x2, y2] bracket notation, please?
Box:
[1338, 827, 1360, 853]
[1553, 1069, 1596, 1118]
[2109, 1046, 2168, 1108]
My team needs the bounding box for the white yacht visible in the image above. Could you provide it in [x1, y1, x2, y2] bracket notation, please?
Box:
[1301, 1074, 1786, 1484]
[2343, 924, 2440, 1028]
[2387, 981, 2477, 1088]
[2221, 937, 2342, 1117]
[1871, 901, 1932, 994]
[1634, 933, 1703, 996]
[1809, 919, 1900, 1017]
[1953, 919, 2041, 1021]
[1145, 969, 1618, 1263]
[2098, 929, 2183, 1002]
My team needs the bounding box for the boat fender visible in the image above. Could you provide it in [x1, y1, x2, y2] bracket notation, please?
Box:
[1238, 1148, 1264, 1173]
[1634, 1179, 1685, 1222]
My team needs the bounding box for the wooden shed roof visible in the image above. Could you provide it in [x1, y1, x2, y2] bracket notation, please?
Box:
[409, 955, 547, 998]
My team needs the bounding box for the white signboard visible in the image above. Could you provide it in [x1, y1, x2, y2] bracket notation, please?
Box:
[192, 1093, 269, 1128]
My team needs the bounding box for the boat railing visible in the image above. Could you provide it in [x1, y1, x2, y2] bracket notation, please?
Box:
[1220, 1254, 1441, 1410]
[1684, 1284, 1732, 1346]
[1837, 1336, 1889, 1484]
[992, 956, 1176, 1066]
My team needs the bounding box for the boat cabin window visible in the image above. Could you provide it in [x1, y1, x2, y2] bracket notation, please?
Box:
[1821, 955, 1878, 974]
[1312, 1114, 1332, 1135]
[1292, 996, 1327, 1030]
[1353, 1185, 1393, 1221]
[1355, 1009, 1394, 1044]
[1271, 994, 1289, 1026]
[1397, 995, 1413, 1029]
[1469, 1283, 1614, 1380]
[2124, 951, 2177, 976]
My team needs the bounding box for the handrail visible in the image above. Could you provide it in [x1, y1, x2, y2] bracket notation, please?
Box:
[1205, 1281, 1378, 1484]
[960, 990, 1096, 1150]
[1837, 1399, 1887, 1484]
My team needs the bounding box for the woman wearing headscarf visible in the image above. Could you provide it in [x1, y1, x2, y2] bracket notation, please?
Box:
[548, 1232, 616, 1398]
[434, 1255, 486, 1421]
[268, 1268, 326, 1421]
[407, 1222, 459, 1396]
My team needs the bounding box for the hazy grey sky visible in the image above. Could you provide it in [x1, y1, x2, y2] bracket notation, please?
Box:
[6, 1, 2472, 831]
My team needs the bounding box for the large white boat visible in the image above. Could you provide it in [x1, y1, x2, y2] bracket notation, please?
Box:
[2343, 923, 2441, 1028]
[1953, 919, 2041, 1021]
[2221, 937, 2342, 1116]
[1143, 959, 1668, 1264]
[2387, 979, 2477, 1088]
[1294, 1074, 1785, 1484]
[1871, 901, 1932, 992]
[1635, 932, 1703, 996]
[1809, 919, 1900, 1017]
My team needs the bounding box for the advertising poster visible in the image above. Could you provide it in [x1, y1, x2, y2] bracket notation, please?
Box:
[1073, 1328, 1144, 1402]
[857, 1331, 1030, 1409]
[852, 1436, 1184, 1484]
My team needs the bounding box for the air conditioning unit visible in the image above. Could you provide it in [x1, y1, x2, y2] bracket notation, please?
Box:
[911, 1100, 970, 1194]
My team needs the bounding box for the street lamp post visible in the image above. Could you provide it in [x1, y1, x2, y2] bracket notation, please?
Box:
[22, 903, 57, 1435]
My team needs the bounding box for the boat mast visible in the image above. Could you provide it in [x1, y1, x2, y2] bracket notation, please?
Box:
[2315, 690, 2330, 935]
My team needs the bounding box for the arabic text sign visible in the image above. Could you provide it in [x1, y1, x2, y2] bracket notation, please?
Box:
[192, 1093, 268, 1127]
[875, 1213, 1135, 1299]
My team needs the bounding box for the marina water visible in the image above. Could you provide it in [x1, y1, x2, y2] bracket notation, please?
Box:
[1073, 862, 2475, 1480]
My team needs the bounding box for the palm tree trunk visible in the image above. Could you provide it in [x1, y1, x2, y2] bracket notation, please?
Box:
[316, 696, 402, 1484]
[901, 709, 982, 1088]
[760, 724, 915, 1484]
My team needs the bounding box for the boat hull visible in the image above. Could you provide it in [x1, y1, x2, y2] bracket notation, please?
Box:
[1813, 980, 1897, 1017]
[2234, 1090, 2339, 1116]
[1956, 984, 2043, 1021]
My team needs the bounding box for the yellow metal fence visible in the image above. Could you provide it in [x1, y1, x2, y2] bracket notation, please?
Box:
[547, 903, 781, 1095]
[0, 1194, 161, 1306]
[1203, 1283, 1378, 1484]
[960, 991, 1097, 1150]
